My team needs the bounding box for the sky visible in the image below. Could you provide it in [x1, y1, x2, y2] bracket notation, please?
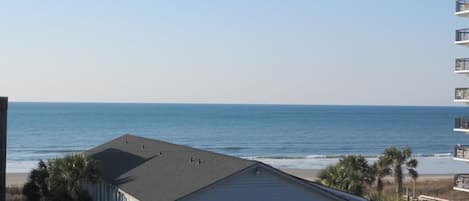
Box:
[0, 0, 465, 106]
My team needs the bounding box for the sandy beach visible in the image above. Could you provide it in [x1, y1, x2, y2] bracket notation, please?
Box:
[6, 173, 28, 187]
[282, 169, 321, 181]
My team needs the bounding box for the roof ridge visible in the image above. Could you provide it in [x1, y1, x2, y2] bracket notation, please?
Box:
[175, 163, 260, 200]
[118, 134, 258, 164]
[254, 163, 348, 201]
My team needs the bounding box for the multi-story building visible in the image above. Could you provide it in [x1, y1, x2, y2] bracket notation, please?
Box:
[453, 0, 469, 192]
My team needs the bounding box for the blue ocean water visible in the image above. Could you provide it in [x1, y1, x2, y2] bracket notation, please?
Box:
[7, 103, 469, 173]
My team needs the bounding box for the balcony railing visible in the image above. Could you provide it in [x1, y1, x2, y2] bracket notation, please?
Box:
[454, 145, 469, 160]
[454, 174, 469, 191]
[455, 88, 469, 101]
[456, 29, 469, 42]
[457, 0, 469, 12]
[456, 58, 469, 72]
[455, 117, 469, 130]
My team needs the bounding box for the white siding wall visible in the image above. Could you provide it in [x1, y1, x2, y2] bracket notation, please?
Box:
[82, 180, 139, 201]
[180, 167, 339, 201]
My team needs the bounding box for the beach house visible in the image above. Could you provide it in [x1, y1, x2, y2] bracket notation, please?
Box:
[82, 134, 366, 201]
[454, 0, 469, 193]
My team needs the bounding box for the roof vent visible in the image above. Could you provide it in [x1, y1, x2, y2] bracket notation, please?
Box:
[189, 157, 195, 163]
[141, 144, 145, 150]
[255, 168, 261, 175]
[124, 140, 128, 144]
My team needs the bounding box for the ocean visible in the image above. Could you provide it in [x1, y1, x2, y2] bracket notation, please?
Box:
[7, 102, 469, 174]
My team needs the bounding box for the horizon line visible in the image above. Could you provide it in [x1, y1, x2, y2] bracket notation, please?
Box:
[3, 100, 461, 108]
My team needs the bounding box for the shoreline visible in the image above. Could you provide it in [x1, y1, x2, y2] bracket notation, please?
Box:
[5, 169, 455, 187]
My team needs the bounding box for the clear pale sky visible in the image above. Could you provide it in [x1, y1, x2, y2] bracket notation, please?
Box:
[0, 1, 466, 106]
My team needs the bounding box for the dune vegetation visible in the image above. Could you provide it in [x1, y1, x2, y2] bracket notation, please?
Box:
[317, 147, 418, 201]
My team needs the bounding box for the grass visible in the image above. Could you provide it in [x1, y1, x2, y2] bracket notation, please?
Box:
[6, 186, 24, 201]
[368, 178, 469, 201]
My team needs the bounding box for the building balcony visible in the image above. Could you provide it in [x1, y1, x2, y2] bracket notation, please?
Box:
[455, 58, 469, 74]
[454, 145, 469, 161]
[455, 88, 469, 103]
[456, 0, 469, 17]
[455, 29, 469, 46]
[454, 174, 469, 192]
[454, 117, 469, 132]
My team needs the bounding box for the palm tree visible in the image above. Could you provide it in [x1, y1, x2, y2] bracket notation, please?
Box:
[384, 147, 418, 198]
[318, 155, 373, 196]
[23, 154, 99, 201]
[372, 156, 391, 197]
[47, 154, 99, 200]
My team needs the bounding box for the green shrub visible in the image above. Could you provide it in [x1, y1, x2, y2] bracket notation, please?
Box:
[22, 154, 99, 201]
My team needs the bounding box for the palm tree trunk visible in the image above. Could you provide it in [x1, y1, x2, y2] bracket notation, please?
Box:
[395, 165, 403, 198]
[376, 177, 383, 198]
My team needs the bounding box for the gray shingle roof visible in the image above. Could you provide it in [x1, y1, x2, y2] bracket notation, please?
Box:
[86, 134, 365, 201]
